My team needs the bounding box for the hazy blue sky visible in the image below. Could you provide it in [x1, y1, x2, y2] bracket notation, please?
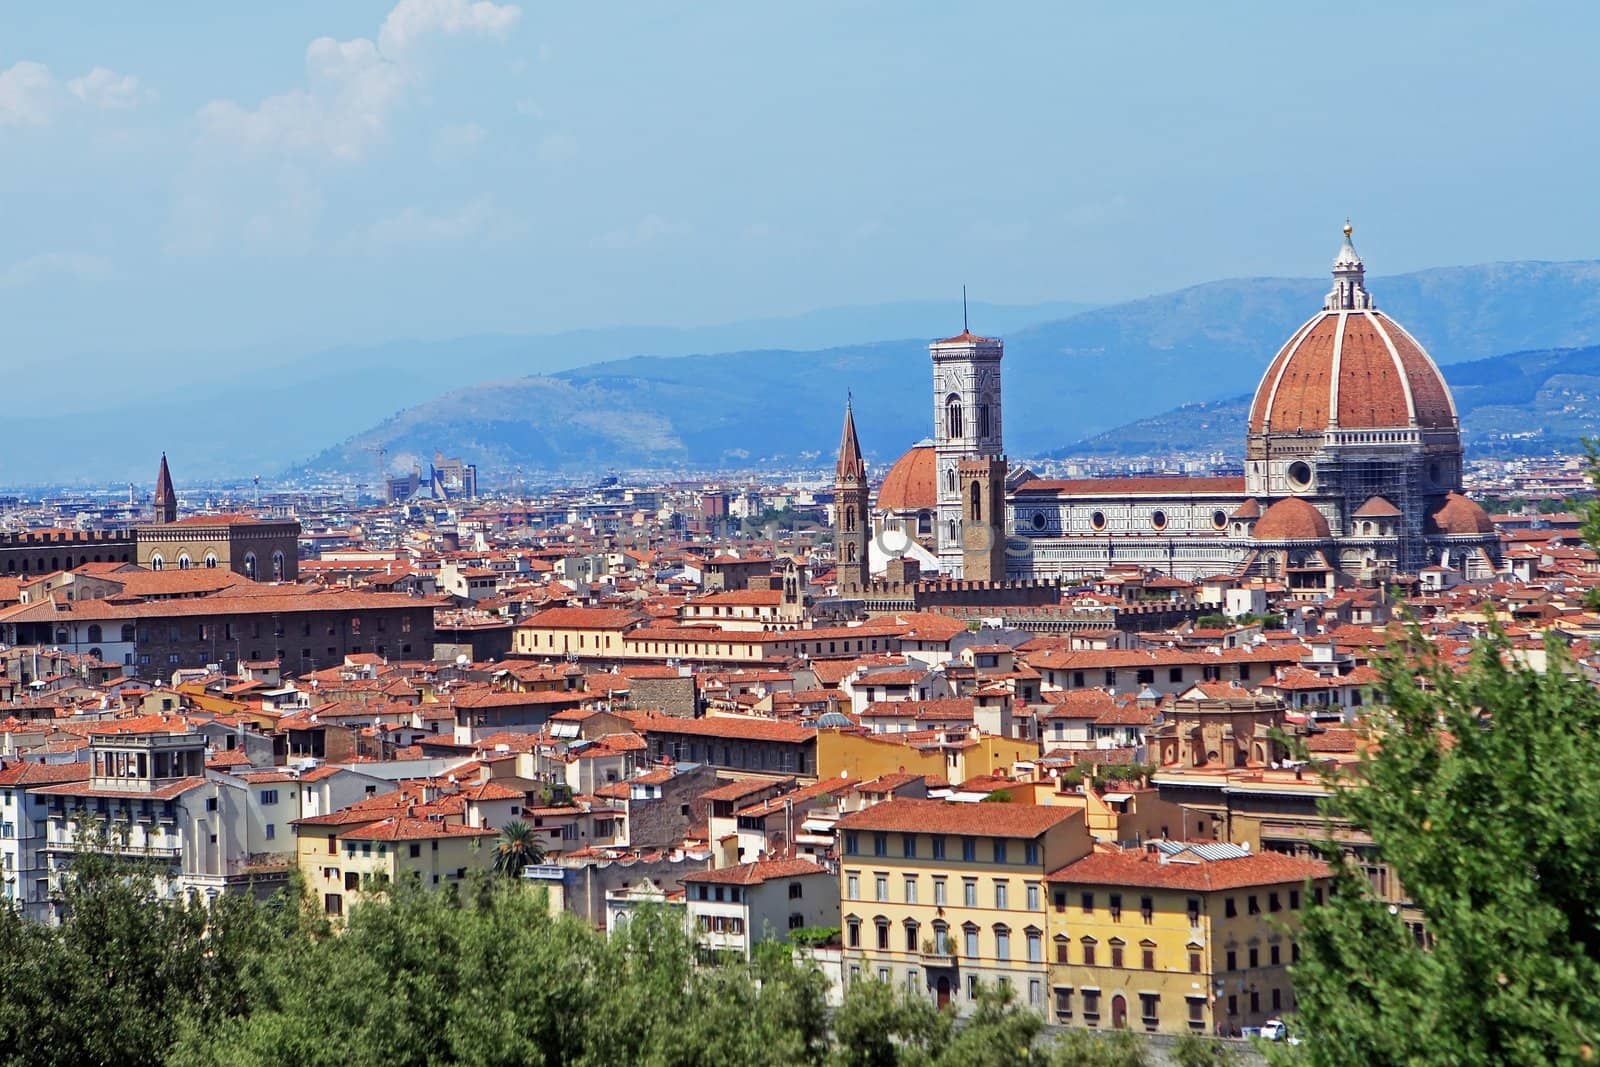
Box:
[2, 1, 1596, 374]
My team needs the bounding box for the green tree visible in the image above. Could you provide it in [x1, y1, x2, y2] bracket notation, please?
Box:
[1275, 621, 1600, 1066]
[0, 838, 293, 1067]
[491, 819, 546, 878]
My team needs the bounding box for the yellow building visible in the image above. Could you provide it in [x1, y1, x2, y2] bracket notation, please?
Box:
[816, 728, 1040, 786]
[512, 606, 646, 659]
[835, 798, 1093, 1013]
[1044, 844, 1329, 1035]
[295, 812, 497, 917]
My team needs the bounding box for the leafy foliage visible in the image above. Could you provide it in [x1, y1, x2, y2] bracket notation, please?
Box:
[490, 818, 547, 878]
[1275, 618, 1600, 1066]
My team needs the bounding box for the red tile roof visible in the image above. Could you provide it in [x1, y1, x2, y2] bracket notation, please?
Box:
[682, 858, 829, 885]
[835, 797, 1078, 839]
[1046, 848, 1330, 891]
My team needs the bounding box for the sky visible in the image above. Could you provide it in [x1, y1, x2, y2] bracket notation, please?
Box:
[2, 1, 1598, 383]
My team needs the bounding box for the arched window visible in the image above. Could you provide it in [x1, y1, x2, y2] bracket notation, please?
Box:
[946, 520, 957, 544]
[844, 506, 857, 533]
[978, 402, 991, 440]
[121, 624, 136, 643]
[969, 481, 982, 523]
[917, 511, 933, 537]
[54, 628, 68, 645]
[204, 553, 218, 569]
[272, 551, 285, 580]
[844, 542, 856, 562]
[150, 554, 164, 571]
[243, 552, 257, 580]
[945, 394, 964, 439]
[945, 468, 957, 493]
[177, 553, 191, 570]
[86, 624, 102, 644]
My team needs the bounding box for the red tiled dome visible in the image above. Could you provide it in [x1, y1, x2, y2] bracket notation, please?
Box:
[877, 444, 937, 513]
[1427, 492, 1494, 536]
[1253, 498, 1332, 541]
[1248, 310, 1457, 435]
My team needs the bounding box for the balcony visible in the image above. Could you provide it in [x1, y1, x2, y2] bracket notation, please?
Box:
[918, 940, 958, 967]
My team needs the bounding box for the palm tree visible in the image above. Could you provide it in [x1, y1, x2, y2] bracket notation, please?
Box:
[492, 819, 546, 878]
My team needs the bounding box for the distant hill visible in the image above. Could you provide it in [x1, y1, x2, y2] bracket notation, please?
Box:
[299, 259, 1600, 483]
[0, 298, 1090, 487]
[1059, 343, 1600, 459]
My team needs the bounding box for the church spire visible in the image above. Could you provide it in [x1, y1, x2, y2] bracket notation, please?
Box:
[154, 453, 177, 523]
[1325, 219, 1372, 311]
[836, 396, 866, 483]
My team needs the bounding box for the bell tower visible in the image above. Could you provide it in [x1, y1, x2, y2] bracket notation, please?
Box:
[932, 313, 1005, 577]
[154, 453, 177, 524]
[834, 398, 870, 593]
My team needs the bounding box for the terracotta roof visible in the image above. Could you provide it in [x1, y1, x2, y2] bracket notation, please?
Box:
[0, 760, 91, 787]
[33, 776, 207, 801]
[682, 858, 829, 885]
[339, 816, 498, 842]
[519, 606, 646, 630]
[1249, 309, 1456, 434]
[1428, 493, 1495, 536]
[1047, 848, 1330, 891]
[1228, 499, 1262, 520]
[859, 698, 974, 721]
[1352, 495, 1402, 519]
[933, 329, 997, 345]
[1253, 498, 1332, 541]
[632, 712, 814, 744]
[835, 797, 1078, 839]
[877, 444, 937, 513]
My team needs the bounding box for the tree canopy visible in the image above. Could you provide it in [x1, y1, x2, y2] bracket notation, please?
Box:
[1273, 622, 1600, 1066]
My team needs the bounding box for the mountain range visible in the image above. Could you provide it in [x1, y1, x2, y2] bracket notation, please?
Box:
[1063, 342, 1600, 458]
[299, 259, 1600, 484]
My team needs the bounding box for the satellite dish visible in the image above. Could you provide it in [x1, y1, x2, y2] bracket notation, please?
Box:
[455, 654, 470, 667]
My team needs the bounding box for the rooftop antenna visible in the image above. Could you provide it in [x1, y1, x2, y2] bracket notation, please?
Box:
[962, 285, 969, 333]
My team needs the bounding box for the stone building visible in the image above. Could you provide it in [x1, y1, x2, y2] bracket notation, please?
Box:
[850, 225, 1501, 586]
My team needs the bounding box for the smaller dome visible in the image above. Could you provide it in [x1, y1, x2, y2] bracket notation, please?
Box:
[1427, 492, 1495, 536]
[814, 710, 855, 729]
[1254, 498, 1332, 541]
[877, 442, 937, 513]
[1353, 495, 1402, 518]
[1229, 499, 1263, 520]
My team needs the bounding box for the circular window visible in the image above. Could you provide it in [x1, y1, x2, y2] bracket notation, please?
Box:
[1089, 511, 1107, 532]
[1287, 461, 1313, 489]
[1212, 510, 1228, 530]
[1151, 510, 1167, 531]
[1031, 511, 1047, 531]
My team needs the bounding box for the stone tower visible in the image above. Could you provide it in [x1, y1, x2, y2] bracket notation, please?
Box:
[834, 398, 870, 593]
[154, 453, 177, 524]
[959, 456, 1008, 581]
[931, 327, 1004, 577]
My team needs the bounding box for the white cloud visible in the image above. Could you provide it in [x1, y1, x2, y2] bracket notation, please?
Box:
[366, 195, 498, 248]
[67, 67, 146, 110]
[0, 62, 149, 128]
[514, 97, 543, 118]
[196, 0, 520, 162]
[0, 251, 114, 287]
[0, 61, 57, 127]
[598, 214, 689, 250]
[377, 0, 520, 56]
